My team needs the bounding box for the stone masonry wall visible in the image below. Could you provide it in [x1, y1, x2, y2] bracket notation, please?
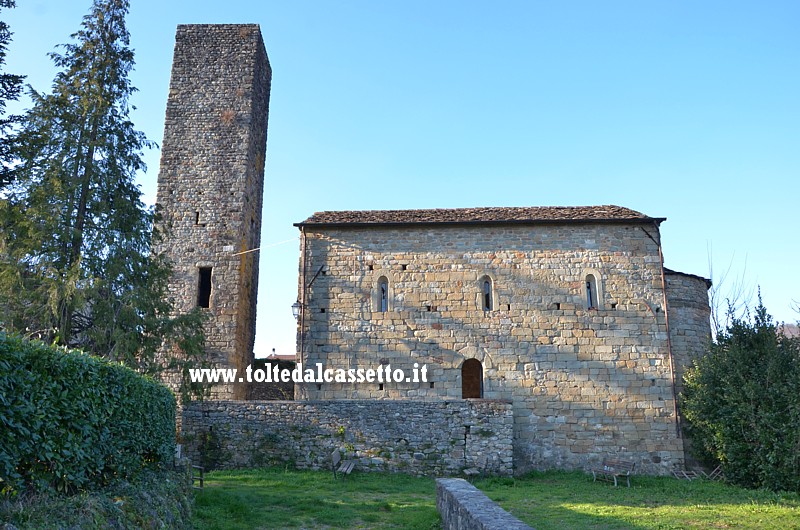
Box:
[296, 222, 695, 474]
[665, 271, 712, 467]
[154, 25, 271, 399]
[181, 400, 514, 476]
[666, 271, 711, 397]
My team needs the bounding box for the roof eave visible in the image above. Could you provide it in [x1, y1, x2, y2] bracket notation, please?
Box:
[664, 267, 713, 289]
[295, 217, 667, 229]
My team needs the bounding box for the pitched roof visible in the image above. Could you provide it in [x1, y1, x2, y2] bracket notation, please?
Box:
[295, 205, 664, 227]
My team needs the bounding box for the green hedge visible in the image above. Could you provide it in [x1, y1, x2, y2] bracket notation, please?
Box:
[0, 333, 176, 494]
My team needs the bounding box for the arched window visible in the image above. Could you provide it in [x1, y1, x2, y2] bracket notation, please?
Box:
[481, 276, 493, 311]
[371, 272, 393, 314]
[462, 359, 483, 398]
[585, 274, 598, 309]
[378, 277, 389, 312]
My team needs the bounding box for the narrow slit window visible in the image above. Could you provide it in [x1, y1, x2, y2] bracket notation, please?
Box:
[198, 267, 212, 308]
[585, 274, 598, 309]
[379, 277, 389, 312]
[482, 277, 493, 311]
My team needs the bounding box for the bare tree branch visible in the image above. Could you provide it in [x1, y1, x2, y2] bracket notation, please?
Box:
[707, 242, 755, 337]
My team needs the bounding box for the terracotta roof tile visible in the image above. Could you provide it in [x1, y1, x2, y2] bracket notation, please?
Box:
[296, 205, 661, 226]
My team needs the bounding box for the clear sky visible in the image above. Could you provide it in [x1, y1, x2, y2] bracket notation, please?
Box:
[5, 1, 799, 357]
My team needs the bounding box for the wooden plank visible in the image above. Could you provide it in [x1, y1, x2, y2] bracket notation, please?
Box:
[192, 465, 205, 490]
[332, 450, 356, 478]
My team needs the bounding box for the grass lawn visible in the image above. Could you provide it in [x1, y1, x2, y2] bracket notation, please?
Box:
[474, 471, 800, 530]
[193, 468, 800, 530]
[192, 467, 439, 529]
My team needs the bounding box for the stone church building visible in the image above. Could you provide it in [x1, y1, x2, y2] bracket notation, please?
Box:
[294, 206, 711, 473]
[152, 24, 711, 475]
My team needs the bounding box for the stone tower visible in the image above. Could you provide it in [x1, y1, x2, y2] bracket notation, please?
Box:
[154, 24, 271, 399]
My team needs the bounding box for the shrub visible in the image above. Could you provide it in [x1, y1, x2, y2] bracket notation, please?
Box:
[197, 428, 231, 471]
[0, 333, 176, 494]
[681, 301, 800, 492]
[0, 468, 192, 529]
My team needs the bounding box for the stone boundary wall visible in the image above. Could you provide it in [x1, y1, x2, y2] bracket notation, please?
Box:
[181, 400, 513, 476]
[437, 478, 534, 530]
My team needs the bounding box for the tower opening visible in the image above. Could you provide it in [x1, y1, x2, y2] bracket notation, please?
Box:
[198, 267, 212, 308]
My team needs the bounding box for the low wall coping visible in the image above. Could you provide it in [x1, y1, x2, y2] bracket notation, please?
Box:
[436, 478, 534, 530]
[187, 399, 513, 405]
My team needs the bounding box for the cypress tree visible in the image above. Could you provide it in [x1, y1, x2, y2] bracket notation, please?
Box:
[0, 0, 24, 186]
[0, 0, 206, 398]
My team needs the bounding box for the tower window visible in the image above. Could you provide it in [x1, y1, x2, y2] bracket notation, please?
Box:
[198, 267, 212, 308]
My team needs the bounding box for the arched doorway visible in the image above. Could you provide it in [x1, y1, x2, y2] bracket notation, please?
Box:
[462, 359, 483, 398]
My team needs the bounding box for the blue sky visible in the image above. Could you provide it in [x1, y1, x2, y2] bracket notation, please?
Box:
[5, 1, 799, 356]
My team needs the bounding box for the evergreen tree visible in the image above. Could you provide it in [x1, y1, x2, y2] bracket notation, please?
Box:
[0, 0, 24, 186]
[0, 0, 206, 399]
